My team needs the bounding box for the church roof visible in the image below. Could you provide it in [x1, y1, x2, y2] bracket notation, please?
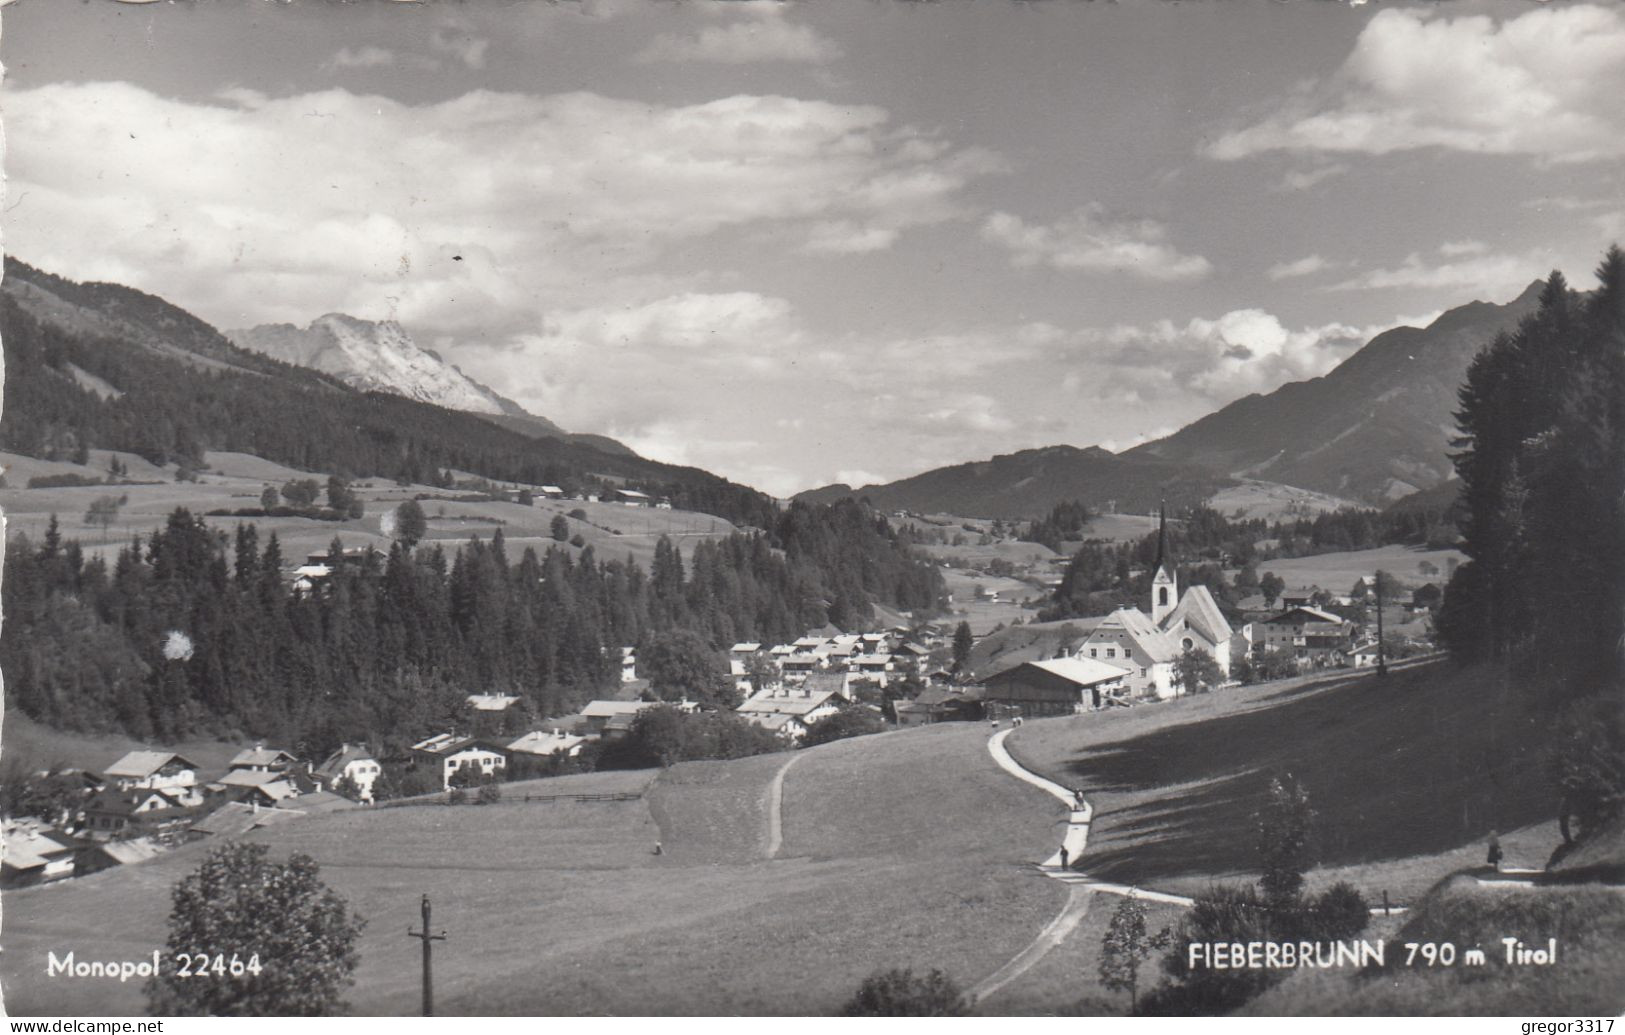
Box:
[1152, 502, 1171, 577]
[1161, 585, 1233, 644]
[1091, 607, 1180, 663]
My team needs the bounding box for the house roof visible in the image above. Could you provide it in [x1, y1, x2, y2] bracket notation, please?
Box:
[747, 713, 800, 731]
[893, 642, 929, 656]
[315, 744, 377, 779]
[1162, 585, 1234, 645]
[466, 693, 521, 711]
[507, 730, 586, 755]
[93, 838, 167, 866]
[1263, 606, 1347, 626]
[190, 802, 301, 837]
[1090, 608, 1180, 663]
[737, 692, 840, 718]
[103, 751, 199, 779]
[540, 485, 563, 494]
[801, 671, 849, 696]
[581, 700, 650, 718]
[911, 687, 978, 707]
[411, 732, 470, 754]
[731, 643, 762, 653]
[615, 489, 651, 499]
[218, 769, 288, 788]
[990, 656, 1131, 689]
[229, 746, 295, 769]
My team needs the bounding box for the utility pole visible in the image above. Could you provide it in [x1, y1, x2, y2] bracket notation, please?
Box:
[407, 894, 447, 1016]
[1374, 572, 1388, 678]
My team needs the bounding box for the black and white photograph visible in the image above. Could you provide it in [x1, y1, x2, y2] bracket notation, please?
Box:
[0, 0, 1621, 1021]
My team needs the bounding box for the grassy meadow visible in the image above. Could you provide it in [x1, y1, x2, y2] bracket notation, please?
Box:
[1005, 658, 1561, 902]
[0, 449, 741, 572]
[0, 723, 1072, 1016]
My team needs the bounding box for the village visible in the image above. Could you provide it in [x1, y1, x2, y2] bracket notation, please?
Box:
[0, 508, 1436, 893]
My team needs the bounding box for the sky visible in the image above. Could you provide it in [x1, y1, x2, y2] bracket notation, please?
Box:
[3, 0, 1623, 497]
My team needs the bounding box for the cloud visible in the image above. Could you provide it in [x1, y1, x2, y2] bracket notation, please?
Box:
[1327, 250, 1548, 295]
[325, 46, 397, 70]
[1274, 164, 1347, 192]
[1266, 254, 1334, 281]
[1079, 309, 1374, 403]
[430, 26, 490, 70]
[1438, 240, 1489, 258]
[635, 14, 841, 65]
[4, 81, 996, 337]
[1208, 4, 1625, 164]
[980, 204, 1212, 282]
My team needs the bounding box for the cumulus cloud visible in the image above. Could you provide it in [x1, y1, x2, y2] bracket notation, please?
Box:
[4, 81, 996, 336]
[981, 205, 1212, 282]
[1208, 4, 1625, 164]
[1266, 254, 1334, 281]
[430, 26, 491, 70]
[1274, 164, 1347, 192]
[635, 15, 842, 65]
[1080, 309, 1373, 403]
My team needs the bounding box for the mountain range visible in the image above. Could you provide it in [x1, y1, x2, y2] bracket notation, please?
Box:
[0, 256, 776, 528]
[226, 314, 634, 457]
[797, 281, 1544, 518]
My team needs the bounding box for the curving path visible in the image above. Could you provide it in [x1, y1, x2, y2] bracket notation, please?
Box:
[763, 750, 805, 858]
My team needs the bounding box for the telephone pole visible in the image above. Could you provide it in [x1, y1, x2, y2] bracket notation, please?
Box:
[407, 894, 447, 1016]
[1374, 572, 1388, 678]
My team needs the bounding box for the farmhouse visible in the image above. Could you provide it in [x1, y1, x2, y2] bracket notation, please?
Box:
[736, 671, 851, 739]
[981, 657, 1130, 717]
[1, 823, 80, 888]
[1257, 606, 1355, 663]
[78, 788, 195, 840]
[227, 745, 297, 774]
[612, 489, 652, 506]
[315, 743, 381, 801]
[101, 751, 201, 804]
[508, 729, 586, 759]
[893, 686, 982, 726]
[410, 734, 509, 789]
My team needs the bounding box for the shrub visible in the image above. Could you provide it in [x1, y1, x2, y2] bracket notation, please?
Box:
[801, 705, 887, 747]
[27, 473, 106, 489]
[476, 783, 502, 805]
[448, 787, 468, 805]
[841, 968, 969, 1016]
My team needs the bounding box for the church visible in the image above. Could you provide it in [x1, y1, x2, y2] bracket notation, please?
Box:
[1074, 508, 1247, 700]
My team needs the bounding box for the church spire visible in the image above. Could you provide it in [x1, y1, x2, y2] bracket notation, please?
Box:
[1150, 500, 1177, 625]
[1153, 500, 1169, 572]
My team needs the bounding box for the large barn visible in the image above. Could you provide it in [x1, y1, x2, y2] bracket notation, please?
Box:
[979, 656, 1130, 718]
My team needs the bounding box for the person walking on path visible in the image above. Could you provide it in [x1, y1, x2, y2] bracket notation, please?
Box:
[1486, 836, 1503, 873]
[1059, 846, 1070, 870]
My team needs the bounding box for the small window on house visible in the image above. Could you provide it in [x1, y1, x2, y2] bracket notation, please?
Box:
[1140, 668, 1147, 677]
[1158, 587, 1169, 606]
[1089, 648, 1098, 658]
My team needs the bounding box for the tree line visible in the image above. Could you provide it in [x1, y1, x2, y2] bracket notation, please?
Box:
[1, 498, 945, 759]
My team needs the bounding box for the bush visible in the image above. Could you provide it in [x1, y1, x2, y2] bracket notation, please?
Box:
[27, 473, 106, 489]
[1304, 881, 1370, 940]
[448, 787, 468, 805]
[801, 705, 887, 747]
[476, 783, 502, 805]
[841, 968, 969, 1016]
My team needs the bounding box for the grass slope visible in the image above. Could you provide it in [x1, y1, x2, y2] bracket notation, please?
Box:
[1, 724, 1071, 1016]
[1258, 545, 1466, 592]
[1006, 659, 1559, 901]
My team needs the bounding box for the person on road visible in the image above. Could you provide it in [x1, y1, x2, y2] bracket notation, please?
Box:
[1486, 836, 1502, 873]
[1059, 846, 1070, 869]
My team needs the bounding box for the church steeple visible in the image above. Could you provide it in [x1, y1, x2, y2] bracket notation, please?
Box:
[1150, 501, 1177, 624]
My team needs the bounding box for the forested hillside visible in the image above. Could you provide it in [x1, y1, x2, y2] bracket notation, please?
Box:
[0, 258, 775, 529]
[2, 499, 945, 752]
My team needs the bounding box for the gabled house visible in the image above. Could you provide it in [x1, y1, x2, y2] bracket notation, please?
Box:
[214, 769, 300, 807]
[227, 745, 297, 774]
[79, 788, 195, 841]
[980, 657, 1130, 717]
[410, 734, 509, 790]
[102, 751, 200, 795]
[1257, 606, 1355, 663]
[507, 729, 586, 759]
[736, 672, 850, 740]
[893, 686, 983, 726]
[1, 823, 81, 888]
[315, 743, 381, 802]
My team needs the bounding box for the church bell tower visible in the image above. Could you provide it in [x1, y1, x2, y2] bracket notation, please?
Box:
[1150, 502, 1177, 625]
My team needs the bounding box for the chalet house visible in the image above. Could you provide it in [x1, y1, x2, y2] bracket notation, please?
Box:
[507, 729, 586, 759]
[736, 672, 851, 739]
[539, 485, 565, 499]
[580, 700, 653, 737]
[613, 489, 652, 507]
[79, 788, 196, 841]
[410, 734, 509, 790]
[1257, 606, 1355, 663]
[102, 751, 201, 805]
[214, 769, 300, 807]
[73, 837, 166, 877]
[1280, 587, 1323, 609]
[315, 743, 381, 802]
[227, 745, 297, 774]
[1, 823, 81, 888]
[191, 802, 304, 839]
[980, 657, 1130, 717]
[893, 687, 983, 726]
[1350, 641, 1382, 669]
[851, 653, 895, 685]
[1077, 510, 1248, 700]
